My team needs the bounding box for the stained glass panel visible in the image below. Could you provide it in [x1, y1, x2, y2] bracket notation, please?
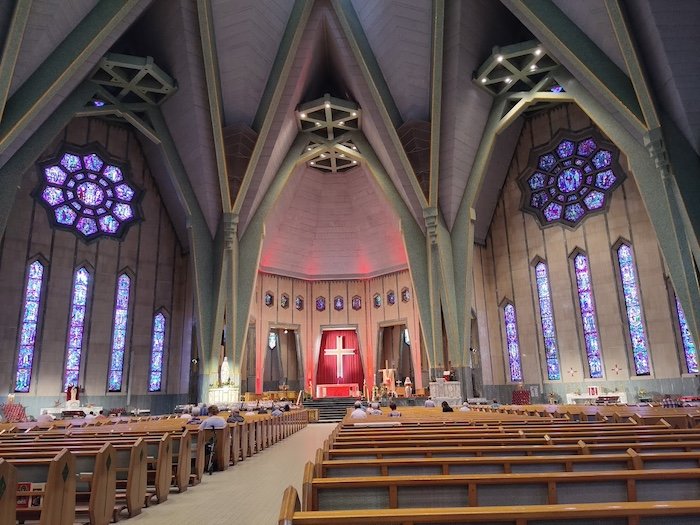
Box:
[387, 290, 396, 305]
[148, 313, 166, 392]
[373, 293, 382, 308]
[63, 267, 90, 391]
[401, 287, 411, 302]
[352, 295, 362, 310]
[574, 254, 603, 378]
[615, 244, 650, 375]
[534, 262, 561, 380]
[15, 261, 45, 392]
[108, 274, 131, 391]
[503, 303, 523, 382]
[36, 146, 140, 240]
[674, 295, 699, 374]
[295, 296, 304, 311]
[280, 293, 289, 309]
[315, 297, 326, 312]
[334, 296, 344, 311]
[520, 132, 623, 228]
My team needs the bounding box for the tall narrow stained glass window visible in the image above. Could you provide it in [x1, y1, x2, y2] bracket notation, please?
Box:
[674, 295, 699, 374]
[616, 244, 650, 375]
[534, 262, 561, 380]
[15, 261, 46, 392]
[148, 313, 167, 392]
[64, 267, 90, 390]
[573, 253, 603, 378]
[503, 303, 523, 382]
[108, 274, 131, 391]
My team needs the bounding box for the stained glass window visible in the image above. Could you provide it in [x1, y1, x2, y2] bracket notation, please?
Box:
[503, 303, 523, 382]
[674, 295, 699, 374]
[534, 262, 561, 380]
[295, 296, 304, 311]
[264, 291, 274, 307]
[616, 244, 650, 375]
[15, 261, 45, 392]
[334, 296, 344, 311]
[63, 267, 90, 391]
[315, 297, 326, 312]
[574, 253, 603, 378]
[280, 293, 289, 309]
[268, 331, 277, 349]
[35, 145, 141, 241]
[387, 290, 396, 305]
[519, 130, 624, 228]
[148, 313, 167, 392]
[401, 287, 411, 302]
[352, 295, 362, 310]
[107, 274, 131, 392]
[373, 293, 382, 308]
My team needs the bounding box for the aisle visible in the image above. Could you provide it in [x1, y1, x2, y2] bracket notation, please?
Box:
[128, 422, 336, 525]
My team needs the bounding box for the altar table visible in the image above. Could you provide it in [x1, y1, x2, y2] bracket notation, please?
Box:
[316, 383, 359, 398]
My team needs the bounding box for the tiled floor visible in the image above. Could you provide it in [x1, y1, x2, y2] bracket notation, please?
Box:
[127, 422, 336, 525]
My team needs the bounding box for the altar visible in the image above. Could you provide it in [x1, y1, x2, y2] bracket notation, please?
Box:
[208, 386, 240, 405]
[316, 383, 359, 398]
[41, 405, 103, 418]
[429, 379, 462, 406]
[565, 391, 628, 404]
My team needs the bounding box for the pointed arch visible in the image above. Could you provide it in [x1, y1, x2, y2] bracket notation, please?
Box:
[148, 309, 169, 392]
[63, 265, 92, 391]
[531, 258, 561, 380]
[570, 249, 604, 379]
[107, 269, 134, 392]
[14, 256, 49, 393]
[499, 298, 523, 383]
[612, 239, 651, 376]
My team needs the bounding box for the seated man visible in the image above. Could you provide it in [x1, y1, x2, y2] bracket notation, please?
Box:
[199, 405, 227, 429]
[424, 397, 436, 407]
[371, 402, 384, 415]
[349, 401, 367, 419]
[459, 402, 471, 412]
[36, 410, 55, 425]
[84, 411, 98, 423]
[388, 402, 401, 417]
[271, 404, 283, 417]
[226, 408, 245, 423]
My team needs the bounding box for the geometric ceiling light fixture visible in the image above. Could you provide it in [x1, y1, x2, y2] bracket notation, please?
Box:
[34, 143, 143, 242]
[296, 93, 362, 173]
[473, 40, 569, 121]
[90, 53, 176, 105]
[518, 128, 625, 229]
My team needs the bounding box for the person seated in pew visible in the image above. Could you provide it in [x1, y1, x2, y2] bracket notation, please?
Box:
[271, 405, 284, 417]
[459, 402, 471, 412]
[388, 402, 401, 417]
[200, 405, 227, 429]
[84, 411, 98, 422]
[36, 410, 55, 425]
[441, 401, 454, 412]
[350, 401, 368, 419]
[227, 408, 245, 423]
[190, 406, 203, 424]
[424, 397, 436, 407]
[368, 402, 382, 415]
[244, 407, 256, 416]
[96, 410, 108, 420]
[283, 403, 291, 412]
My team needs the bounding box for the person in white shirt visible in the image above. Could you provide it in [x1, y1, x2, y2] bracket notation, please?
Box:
[424, 397, 436, 407]
[459, 402, 471, 412]
[349, 401, 367, 419]
[199, 405, 228, 429]
[84, 411, 97, 423]
[368, 402, 382, 415]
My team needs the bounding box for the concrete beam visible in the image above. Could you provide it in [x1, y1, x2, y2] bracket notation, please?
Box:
[0, 0, 145, 155]
[0, 0, 32, 123]
[429, 0, 444, 206]
[197, 0, 232, 214]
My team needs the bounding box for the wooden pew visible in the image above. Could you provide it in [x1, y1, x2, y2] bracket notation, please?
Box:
[302, 465, 700, 511]
[279, 486, 700, 524]
[6, 448, 75, 525]
[0, 458, 16, 525]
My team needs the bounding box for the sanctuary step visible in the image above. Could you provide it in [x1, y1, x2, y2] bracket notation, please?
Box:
[302, 398, 358, 423]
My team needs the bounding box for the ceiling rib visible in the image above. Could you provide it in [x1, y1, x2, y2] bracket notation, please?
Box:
[0, 0, 32, 123]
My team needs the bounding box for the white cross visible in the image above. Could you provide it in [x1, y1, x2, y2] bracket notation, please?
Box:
[324, 336, 355, 379]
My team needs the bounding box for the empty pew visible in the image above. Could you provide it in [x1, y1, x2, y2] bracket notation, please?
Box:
[6, 448, 75, 525]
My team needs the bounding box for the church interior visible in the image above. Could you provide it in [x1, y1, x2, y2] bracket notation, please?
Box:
[1, 0, 700, 523]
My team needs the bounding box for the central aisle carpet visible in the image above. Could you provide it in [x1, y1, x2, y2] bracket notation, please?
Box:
[127, 422, 336, 525]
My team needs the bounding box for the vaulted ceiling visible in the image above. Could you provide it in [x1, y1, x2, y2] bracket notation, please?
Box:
[0, 0, 698, 279]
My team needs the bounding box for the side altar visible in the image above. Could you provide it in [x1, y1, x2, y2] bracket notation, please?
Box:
[208, 385, 240, 405]
[429, 378, 462, 406]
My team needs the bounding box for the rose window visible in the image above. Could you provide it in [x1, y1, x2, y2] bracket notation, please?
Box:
[35, 145, 142, 240]
[519, 130, 624, 228]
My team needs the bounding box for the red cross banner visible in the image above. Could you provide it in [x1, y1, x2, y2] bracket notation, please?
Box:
[316, 330, 364, 386]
